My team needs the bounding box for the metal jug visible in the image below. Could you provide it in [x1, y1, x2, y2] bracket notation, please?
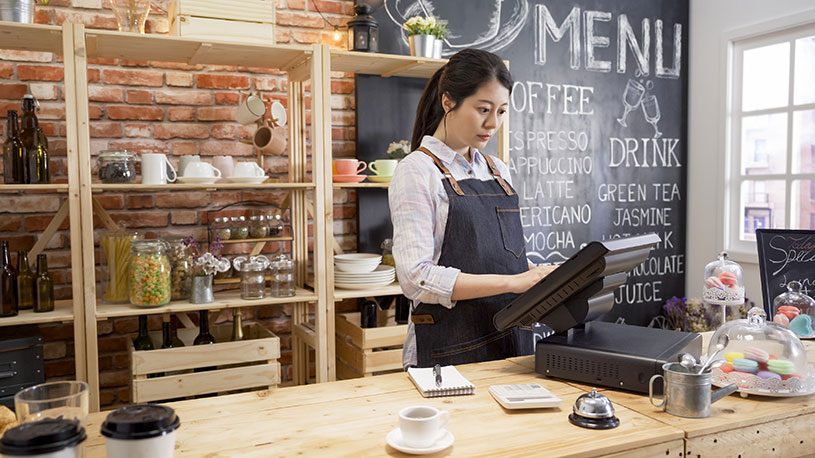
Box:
[649, 362, 738, 418]
[0, 0, 34, 23]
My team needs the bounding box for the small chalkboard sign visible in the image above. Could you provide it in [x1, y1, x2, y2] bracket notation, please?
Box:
[756, 229, 815, 315]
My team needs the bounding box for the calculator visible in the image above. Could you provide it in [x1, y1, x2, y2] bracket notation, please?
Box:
[488, 384, 562, 409]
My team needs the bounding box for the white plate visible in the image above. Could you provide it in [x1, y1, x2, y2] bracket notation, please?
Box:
[226, 176, 269, 184]
[334, 277, 395, 285]
[334, 253, 382, 262]
[271, 101, 287, 127]
[177, 176, 218, 184]
[334, 265, 394, 276]
[386, 428, 454, 455]
[335, 280, 395, 290]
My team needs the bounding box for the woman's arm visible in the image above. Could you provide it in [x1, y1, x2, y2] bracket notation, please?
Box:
[451, 265, 557, 301]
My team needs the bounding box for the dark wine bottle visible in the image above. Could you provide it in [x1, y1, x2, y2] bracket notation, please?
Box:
[3, 111, 24, 184]
[230, 308, 244, 341]
[171, 314, 185, 347]
[395, 295, 410, 325]
[360, 299, 377, 328]
[16, 251, 34, 310]
[34, 254, 54, 313]
[194, 310, 216, 374]
[161, 315, 173, 349]
[0, 241, 19, 317]
[20, 95, 49, 184]
[133, 316, 155, 351]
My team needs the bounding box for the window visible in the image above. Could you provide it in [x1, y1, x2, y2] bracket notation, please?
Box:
[728, 23, 815, 254]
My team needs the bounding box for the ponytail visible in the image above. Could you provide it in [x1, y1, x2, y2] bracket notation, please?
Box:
[411, 66, 445, 151]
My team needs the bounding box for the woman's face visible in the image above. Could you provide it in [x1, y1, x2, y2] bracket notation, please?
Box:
[442, 78, 510, 152]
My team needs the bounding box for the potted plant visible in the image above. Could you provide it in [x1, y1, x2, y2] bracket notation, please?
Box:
[183, 235, 230, 304]
[386, 140, 411, 160]
[403, 15, 449, 59]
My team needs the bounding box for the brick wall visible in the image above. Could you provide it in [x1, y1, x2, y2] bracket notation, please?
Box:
[0, 0, 360, 408]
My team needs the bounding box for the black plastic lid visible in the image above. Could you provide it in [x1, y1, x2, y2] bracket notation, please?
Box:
[0, 419, 87, 456]
[100, 405, 180, 440]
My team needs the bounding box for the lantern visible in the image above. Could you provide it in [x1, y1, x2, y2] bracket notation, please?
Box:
[347, 3, 378, 52]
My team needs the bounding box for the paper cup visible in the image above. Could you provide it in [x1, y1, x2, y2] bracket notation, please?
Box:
[0, 418, 86, 458]
[101, 405, 180, 458]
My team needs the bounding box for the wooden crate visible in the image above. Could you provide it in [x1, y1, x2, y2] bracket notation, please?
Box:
[168, 0, 275, 44]
[130, 322, 280, 403]
[335, 308, 408, 379]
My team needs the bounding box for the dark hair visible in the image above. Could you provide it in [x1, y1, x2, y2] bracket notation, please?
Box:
[411, 48, 513, 151]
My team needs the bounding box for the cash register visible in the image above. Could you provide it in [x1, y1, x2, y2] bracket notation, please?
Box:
[493, 233, 702, 394]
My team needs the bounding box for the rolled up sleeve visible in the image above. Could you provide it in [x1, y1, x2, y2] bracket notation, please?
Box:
[389, 159, 459, 308]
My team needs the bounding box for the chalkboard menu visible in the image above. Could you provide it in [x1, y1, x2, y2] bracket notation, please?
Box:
[357, 0, 689, 326]
[756, 229, 815, 315]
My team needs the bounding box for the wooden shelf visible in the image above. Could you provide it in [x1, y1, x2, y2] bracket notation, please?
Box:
[0, 184, 70, 192]
[0, 22, 63, 54]
[220, 236, 292, 245]
[0, 300, 73, 327]
[330, 50, 446, 78]
[95, 288, 317, 319]
[332, 182, 389, 189]
[333, 282, 403, 300]
[84, 29, 313, 68]
[91, 182, 315, 191]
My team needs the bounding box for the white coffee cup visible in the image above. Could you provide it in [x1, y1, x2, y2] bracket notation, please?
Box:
[141, 153, 176, 184]
[368, 159, 398, 176]
[233, 161, 265, 177]
[183, 161, 222, 178]
[178, 155, 200, 176]
[101, 405, 179, 458]
[235, 94, 266, 125]
[398, 405, 449, 448]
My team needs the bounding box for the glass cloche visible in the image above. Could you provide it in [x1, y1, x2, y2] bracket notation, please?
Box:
[703, 252, 745, 306]
[709, 307, 815, 397]
[772, 281, 815, 338]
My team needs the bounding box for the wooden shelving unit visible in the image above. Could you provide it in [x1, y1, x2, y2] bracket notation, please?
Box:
[332, 182, 390, 189]
[0, 300, 74, 327]
[0, 184, 70, 192]
[91, 182, 315, 191]
[220, 236, 292, 245]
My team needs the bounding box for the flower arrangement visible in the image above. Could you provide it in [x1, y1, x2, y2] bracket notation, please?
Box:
[403, 15, 449, 40]
[661, 296, 756, 332]
[183, 235, 230, 277]
[386, 140, 411, 159]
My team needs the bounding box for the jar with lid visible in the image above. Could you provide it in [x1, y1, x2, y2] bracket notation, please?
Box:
[96, 150, 137, 183]
[100, 227, 142, 303]
[249, 215, 268, 239]
[166, 238, 191, 301]
[129, 239, 171, 307]
[214, 255, 233, 279]
[233, 255, 270, 300]
[270, 254, 295, 297]
[772, 281, 815, 338]
[230, 216, 249, 240]
[209, 217, 231, 241]
[267, 214, 284, 236]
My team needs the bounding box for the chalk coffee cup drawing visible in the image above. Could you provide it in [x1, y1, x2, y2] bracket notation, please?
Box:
[333, 159, 366, 175]
[101, 405, 180, 458]
[235, 93, 266, 125]
[368, 159, 398, 176]
[233, 161, 265, 178]
[213, 155, 235, 178]
[182, 161, 222, 178]
[253, 124, 287, 155]
[398, 405, 449, 448]
[141, 153, 177, 184]
[178, 155, 200, 176]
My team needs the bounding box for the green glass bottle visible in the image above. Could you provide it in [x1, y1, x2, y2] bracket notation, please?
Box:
[193, 310, 216, 373]
[133, 316, 155, 351]
[20, 95, 49, 184]
[34, 254, 54, 313]
[161, 315, 173, 349]
[171, 314, 185, 347]
[16, 251, 34, 310]
[3, 111, 24, 184]
[0, 241, 18, 317]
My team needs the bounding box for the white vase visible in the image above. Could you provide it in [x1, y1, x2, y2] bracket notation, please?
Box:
[409, 34, 438, 58]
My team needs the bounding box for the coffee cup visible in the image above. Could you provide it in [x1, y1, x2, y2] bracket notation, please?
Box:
[213, 155, 234, 178]
[233, 161, 265, 177]
[235, 93, 266, 125]
[183, 161, 222, 178]
[398, 405, 449, 448]
[101, 405, 180, 458]
[141, 153, 176, 184]
[333, 159, 366, 176]
[0, 418, 87, 458]
[178, 155, 200, 176]
[253, 124, 287, 154]
[368, 159, 398, 176]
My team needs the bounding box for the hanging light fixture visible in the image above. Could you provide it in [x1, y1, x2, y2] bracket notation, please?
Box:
[346, 3, 378, 52]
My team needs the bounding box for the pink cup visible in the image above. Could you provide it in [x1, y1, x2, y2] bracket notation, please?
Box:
[213, 155, 234, 178]
[333, 159, 366, 175]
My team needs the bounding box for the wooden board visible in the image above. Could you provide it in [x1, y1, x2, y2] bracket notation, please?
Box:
[0, 22, 63, 54]
[335, 310, 407, 349]
[0, 184, 69, 192]
[91, 182, 314, 191]
[169, 0, 275, 24]
[0, 300, 73, 327]
[331, 50, 446, 78]
[170, 16, 275, 46]
[332, 182, 389, 189]
[333, 281, 403, 300]
[132, 362, 280, 403]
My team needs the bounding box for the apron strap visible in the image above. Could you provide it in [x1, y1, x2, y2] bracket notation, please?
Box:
[481, 153, 515, 196]
[417, 147, 465, 196]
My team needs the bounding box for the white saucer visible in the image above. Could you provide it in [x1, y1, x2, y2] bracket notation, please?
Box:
[226, 176, 269, 184]
[386, 428, 454, 455]
[177, 176, 218, 184]
[367, 175, 392, 183]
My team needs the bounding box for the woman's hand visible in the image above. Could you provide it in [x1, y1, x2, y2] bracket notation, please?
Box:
[508, 265, 556, 294]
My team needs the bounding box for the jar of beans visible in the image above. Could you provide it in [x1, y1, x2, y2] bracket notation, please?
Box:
[167, 238, 191, 300]
[231, 216, 249, 240]
[249, 215, 268, 239]
[268, 214, 284, 237]
[210, 217, 231, 241]
[129, 239, 171, 307]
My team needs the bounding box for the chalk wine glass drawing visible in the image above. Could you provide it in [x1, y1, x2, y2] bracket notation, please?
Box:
[641, 93, 663, 138]
[617, 78, 663, 138]
[385, 0, 529, 56]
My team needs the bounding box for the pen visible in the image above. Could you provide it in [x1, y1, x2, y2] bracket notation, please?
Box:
[434, 364, 442, 387]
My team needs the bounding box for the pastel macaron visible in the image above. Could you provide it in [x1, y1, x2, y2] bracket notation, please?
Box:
[719, 364, 735, 374]
[725, 352, 745, 362]
[789, 314, 814, 338]
[781, 373, 801, 381]
[773, 313, 790, 328]
[743, 346, 769, 363]
[756, 370, 781, 380]
[719, 272, 738, 287]
[767, 359, 795, 375]
[732, 358, 759, 373]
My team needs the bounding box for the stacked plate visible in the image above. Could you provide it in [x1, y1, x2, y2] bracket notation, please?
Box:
[334, 253, 395, 289]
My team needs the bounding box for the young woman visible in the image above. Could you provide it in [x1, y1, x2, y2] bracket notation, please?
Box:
[389, 49, 554, 369]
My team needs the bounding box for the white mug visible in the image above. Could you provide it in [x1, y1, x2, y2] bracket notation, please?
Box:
[368, 159, 398, 176]
[213, 155, 234, 178]
[178, 155, 200, 176]
[233, 161, 265, 177]
[141, 153, 176, 184]
[398, 405, 449, 448]
[183, 161, 222, 178]
[235, 94, 266, 125]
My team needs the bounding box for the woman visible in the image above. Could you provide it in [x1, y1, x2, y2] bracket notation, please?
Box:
[389, 49, 554, 369]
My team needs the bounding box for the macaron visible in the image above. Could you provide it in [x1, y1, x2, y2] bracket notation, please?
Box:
[777, 306, 800, 321]
[743, 346, 770, 363]
[732, 358, 759, 373]
[725, 352, 745, 362]
[756, 370, 781, 380]
[767, 359, 795, 375]
[719, 364, 735, 374]
[719, 272, 738, 287]
[789, 314, 814, 338]
[781, 373, 801, 381]
[705, 276, 724, 289]
[773, 313, 790, 328]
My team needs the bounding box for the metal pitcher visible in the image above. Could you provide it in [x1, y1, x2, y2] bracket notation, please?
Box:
[649, 362, 738, 418]
[0, 0, 34, 23]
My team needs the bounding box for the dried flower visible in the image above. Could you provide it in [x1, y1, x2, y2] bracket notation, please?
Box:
[404, 15, 449, 39]
[387, 140, 411, 159]
[662, 296, 754, 332]
[183, 234, 228, 276]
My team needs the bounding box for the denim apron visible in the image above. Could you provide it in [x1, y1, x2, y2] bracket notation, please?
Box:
[412, 147, 534, 367]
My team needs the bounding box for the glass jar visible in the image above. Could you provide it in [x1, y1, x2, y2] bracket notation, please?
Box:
[210, 217, 231, 241]
[703, 251, 745, 306]
[249, 215, 268, 239]
[167, 238, 191, 301]
[772, 281, 815, 338]
[214, 255, 233, 279]
[381, 238, 395, 268]
[233, 255, 270, 300]
[267, 214, 284, 237]
[96, 150, 137, 183]
[129, 239, 171, 307]
[270, 254, 295, 297]
[100, 228, 142, 303]
[231, 216, 249, 240]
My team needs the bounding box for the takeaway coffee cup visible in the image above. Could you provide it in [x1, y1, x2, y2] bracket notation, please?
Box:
[235, 93, 266, 125]
[368, 159, 398, 176]
[233, 161, 265, 177]
[141, 153, 176, 184]
[333, 159, 366, 175]
[182, 161, 222, 178]
[398, 405, 449, 449]
[101, 405, 180, 458]
[0, 418, 87, 458]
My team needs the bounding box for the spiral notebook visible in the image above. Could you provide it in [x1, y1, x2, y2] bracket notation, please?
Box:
[407, 366, 475, 397]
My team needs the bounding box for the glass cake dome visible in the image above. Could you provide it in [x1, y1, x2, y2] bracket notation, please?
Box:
[703, 252, 745, 306]
[771, 281, 815, 339]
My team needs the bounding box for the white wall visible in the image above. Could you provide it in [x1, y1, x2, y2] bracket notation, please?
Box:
[687, 0, 815, 308]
